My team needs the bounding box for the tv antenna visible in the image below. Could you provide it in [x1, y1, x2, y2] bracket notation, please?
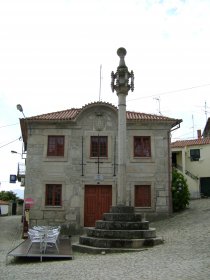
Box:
[154, 97, 161, 114]
[205, 101, 208, 122]
[192, 114, 195, 138]
[99, 65, 102, 101]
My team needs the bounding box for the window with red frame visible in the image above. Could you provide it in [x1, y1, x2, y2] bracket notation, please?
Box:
[45, 184, 62, 206]
[134, 136, 151, 157]
[47, 136, 64, 156]
[135, 185, 151, 207]
[90, 136, 108, 157]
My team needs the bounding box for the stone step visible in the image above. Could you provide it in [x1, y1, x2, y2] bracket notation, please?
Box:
[103, 213, 142, 222]
[110, 206, 135, 213]
[86, 228, 157, 239]
[95, 220, 149, 230]
[79, 236, 163, 248]
[72, 243, 147, 254]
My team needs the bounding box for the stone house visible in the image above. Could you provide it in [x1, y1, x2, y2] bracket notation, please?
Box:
[171, 118, 210, 199]
[19, 101, 181, 234]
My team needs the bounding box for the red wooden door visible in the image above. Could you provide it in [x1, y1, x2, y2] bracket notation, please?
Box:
[84, 185, 112, 227]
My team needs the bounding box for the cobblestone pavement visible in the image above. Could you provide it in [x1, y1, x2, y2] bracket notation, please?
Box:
[0, 199, 210, 280]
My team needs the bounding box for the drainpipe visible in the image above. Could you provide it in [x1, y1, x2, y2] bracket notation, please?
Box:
[168, 131, 173, 214]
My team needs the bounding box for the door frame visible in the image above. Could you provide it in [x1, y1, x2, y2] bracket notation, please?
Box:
[80, 182, 116, 227]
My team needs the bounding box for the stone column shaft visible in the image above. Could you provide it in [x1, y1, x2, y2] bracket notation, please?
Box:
[117, 93, 127, 205]
[111, 47, 134, 206]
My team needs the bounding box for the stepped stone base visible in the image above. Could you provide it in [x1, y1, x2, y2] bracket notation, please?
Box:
[72, 243, 148, 254]
[73, 206, 163, 254]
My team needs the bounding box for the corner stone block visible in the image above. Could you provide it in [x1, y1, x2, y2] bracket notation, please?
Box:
[157, 190, 167, 197]
[156, 197, 167, 206]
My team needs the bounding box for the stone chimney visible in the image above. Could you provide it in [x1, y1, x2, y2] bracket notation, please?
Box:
[197, 129, 202, 139]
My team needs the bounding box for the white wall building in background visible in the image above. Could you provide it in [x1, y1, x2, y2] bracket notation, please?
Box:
[171, 123, 210, 199]
[0, 200, 9, 215]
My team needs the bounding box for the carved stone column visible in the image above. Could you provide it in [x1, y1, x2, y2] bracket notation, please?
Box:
[111, 47, 134, 205]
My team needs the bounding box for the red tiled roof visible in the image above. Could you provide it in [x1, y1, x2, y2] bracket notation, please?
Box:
[19, 102, 182, 145]
[171, 137, 210, 148]
[0, 200, 9, 205]
[27, 108, 81, 121]
[26, 102, 181, 126]
[126, 111, 177, 122]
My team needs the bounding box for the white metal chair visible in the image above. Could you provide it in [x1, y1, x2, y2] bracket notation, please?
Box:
[44, 231, 60, 254]
[27, 230, 45, 253]
[32, 226, 45, 231]
[47, 226, 61, 244]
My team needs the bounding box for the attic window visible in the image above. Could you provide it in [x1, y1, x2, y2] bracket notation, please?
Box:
[190, 149, 200, 161]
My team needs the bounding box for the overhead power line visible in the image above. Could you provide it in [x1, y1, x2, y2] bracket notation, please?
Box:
[0, 123, 19, 129]
[127, 83, 210, 102]
[0, 137, 21, 149]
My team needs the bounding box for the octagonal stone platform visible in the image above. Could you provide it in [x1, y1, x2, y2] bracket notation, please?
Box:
[72, 206, 163, 254]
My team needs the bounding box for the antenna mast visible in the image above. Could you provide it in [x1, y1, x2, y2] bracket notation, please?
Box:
[99, 65, 102, 101]
[192, 114, 195, 138]
[205, 101, 207, 121]
[154, 97, 161, 114]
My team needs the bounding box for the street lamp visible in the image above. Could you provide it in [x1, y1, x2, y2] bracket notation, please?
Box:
[16, 103, 30, 149]
[16, 104, 28, 238]
[16, 104, 26, 118]
[11, 150, 26, 159]
[11, 151, 26, 159]
[11, 150, 20, 155]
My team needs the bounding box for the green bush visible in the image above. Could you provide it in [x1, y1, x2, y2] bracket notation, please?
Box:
[172, 168, 190, 212]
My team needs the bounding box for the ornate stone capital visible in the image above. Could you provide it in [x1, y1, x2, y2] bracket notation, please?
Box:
[111, 47, 134, 94]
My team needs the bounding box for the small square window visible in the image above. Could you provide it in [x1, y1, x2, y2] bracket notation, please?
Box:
[134, 136, 151, 157]
[45, 184, 62, 206]
[47, 136, 64, 156]
[190, 149, 200, 161]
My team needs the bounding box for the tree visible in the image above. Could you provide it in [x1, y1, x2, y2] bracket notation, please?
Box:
[172, 168, 190, 212]
[0, 190, 18, 201]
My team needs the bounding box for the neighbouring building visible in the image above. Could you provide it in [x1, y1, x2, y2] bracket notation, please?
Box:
[18, 101, 181, 234]
[171, 120, 210, 199]
[0, 200, 9, 215]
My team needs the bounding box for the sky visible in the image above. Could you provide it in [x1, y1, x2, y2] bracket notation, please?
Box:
[1, 0, 210, 197]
